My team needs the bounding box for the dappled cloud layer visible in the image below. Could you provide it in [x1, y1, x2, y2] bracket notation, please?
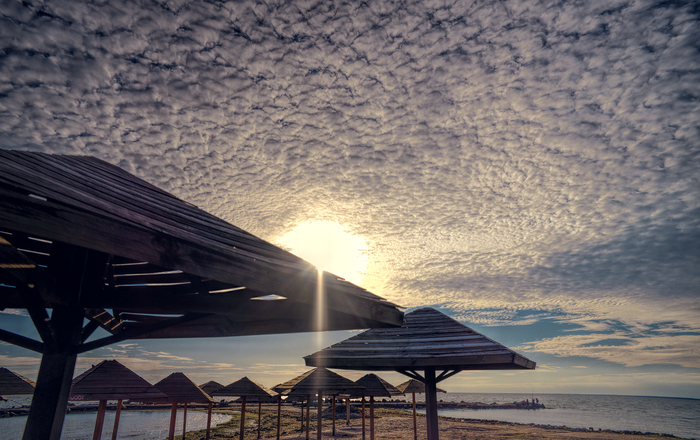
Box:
[1, 0, 698, 370]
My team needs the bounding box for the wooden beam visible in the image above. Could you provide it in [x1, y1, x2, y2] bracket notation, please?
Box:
[436, 369, 461, 383]
[0, 328, 43, 353]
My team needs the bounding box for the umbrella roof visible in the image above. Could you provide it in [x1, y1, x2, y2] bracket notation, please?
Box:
[272, 368, 364, 395]
[305, 307, 536, 371]
[69, 360, 167, 401]
[353, 374, 402, 397]
[150, 372, 214, 403]
[211, 376, 277, 398]
[395, 379, 446, 395]
[0, 150, 403, 348]
[0, 367, 35, 395]
[198, 381, 225, 395]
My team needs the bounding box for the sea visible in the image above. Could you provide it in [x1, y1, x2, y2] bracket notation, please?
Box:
[411, 393, 700, 440]
[1, 393, 698, 439]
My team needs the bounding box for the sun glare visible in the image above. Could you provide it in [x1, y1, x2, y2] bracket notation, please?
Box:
[277, 220, 368, 285]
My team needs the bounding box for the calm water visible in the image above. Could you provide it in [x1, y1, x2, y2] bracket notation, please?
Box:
[409, 393, 699, 440]
[0, 404, 231, 440]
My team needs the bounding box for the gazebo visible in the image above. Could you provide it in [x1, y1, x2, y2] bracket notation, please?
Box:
[353, 374, 402, 440]
[69, 360, 167, 440]
[0, 150, 403, 439]
[395, 379, 446, 440]
[211, 377, 278, 440]
[273, 368, 364, 440]
[305, 307, 536, 440]
[0, 367, 35, 398]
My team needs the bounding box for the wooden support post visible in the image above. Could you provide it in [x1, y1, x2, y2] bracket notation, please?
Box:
[424, 368, 439, 440]
[169, 403, 178, 440]
[276, 396, 282, 440]
[346, 397, 350, 426]
[300, 396, 304, 431]
[239, 395, 247, 440]
[206, 402, 213, 440]
[182, 402, 188, 440]
[332, 396, 336, 436]
[361, 397, 366, 440]
[369, 396, 375, 440]
[412, 393, 418, 440]
[258, 400, 262, 439]
[111, 400, 123, 440]
[317, 390, 323, 440]
[93, 400, 107, 440]
[21, 306, 83, 440]
[305, 394, 310, 440]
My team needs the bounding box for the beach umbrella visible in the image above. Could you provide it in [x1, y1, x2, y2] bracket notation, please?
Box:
[305, 307, 536, 440]
[211, 377, 278, 440]
[131, 372, 214, 440]
[0, 367, 35, 398]
[69, 360, 167, 440]
[353, 374, 402, 440]
[273, 368, 365, 440]
[396, 379, 447, 440]
[0, 150, 404, 440]
[198, 381, 225, 396]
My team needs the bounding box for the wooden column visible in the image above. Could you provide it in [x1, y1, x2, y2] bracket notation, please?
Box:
[206, 402, 213, 440]
[300, 396, 305, 431]
[346, 398, 350, 425]
[317, 390, 323, 440]
[412, 393, 418, 440]
[168, 402, 178, 440]
[239, 396, 247, 440]
[276, 396, 282, 440]
[332, 396, 336, 436]
[369, 396, 375, 440]
[21, 306, 83, 440]
[424, 368, 439, 440]
[258, 400, 262, 439]
[111, 400, 123, 440]
[361, 397, 366, 440]
[305, 394, 310, 440]
[182, 402, 188, 440]
[93, 400, 107, 440]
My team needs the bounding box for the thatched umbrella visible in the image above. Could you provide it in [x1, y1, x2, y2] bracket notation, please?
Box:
[198, 381, 225, 396]
[0, 367, 35, 399]
[273, 368, 364, 440]
[136, 372, 215, 440]
[354, 374, 402, 440]
[211, 377, 278, 440]
[396, 379, 446, 440]
[69, 360, 167, 440]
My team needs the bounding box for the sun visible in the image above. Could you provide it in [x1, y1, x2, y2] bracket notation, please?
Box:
[277, 220, 368, 285]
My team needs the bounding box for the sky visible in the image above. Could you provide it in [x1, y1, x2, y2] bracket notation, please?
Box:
[0, 0, 699, 399]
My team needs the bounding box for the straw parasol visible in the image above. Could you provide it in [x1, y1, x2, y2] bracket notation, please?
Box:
[198, 381, 225, 396]
[0, 367, 35, 398]
[273, 368, 365, 440]
[354, 374, 402, 440]
[69, 360, 167, 440]
[147, 372, 215, 440]
[211, 377, 278, 440]
[305, 307, 536, 440]
[396, 379, 446, 440]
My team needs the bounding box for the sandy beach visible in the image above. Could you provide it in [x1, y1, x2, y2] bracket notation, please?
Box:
[195, 407, 681, 440]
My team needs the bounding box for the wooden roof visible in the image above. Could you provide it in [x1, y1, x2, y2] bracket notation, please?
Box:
[0, 367, 35, 395]
[304, 307, 536, 371]
[272, 368, 364, 395]
[198, 381, 225, 395]
[150, 372, 214, 403]
[395, 379, 445, 395]
[211, 376, 277, 397]
[69, 360, 167, 401]
[353, 374, 402, 397]
[0, 150, 403, 350]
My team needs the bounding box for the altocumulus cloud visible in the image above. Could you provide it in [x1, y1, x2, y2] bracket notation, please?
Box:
[0, 0, 699, 370]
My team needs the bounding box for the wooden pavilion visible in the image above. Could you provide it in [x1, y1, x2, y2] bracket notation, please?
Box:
[198, 381, 225, 396]
[0, 150, 403, 440]
[304, 307, 536, 440]
[395, 379, 446, 440]
[211, 376, 279, 440]
[0, 367, 35, 397]
[69, 360, 167, 440]
[353, 374, 402, 440]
